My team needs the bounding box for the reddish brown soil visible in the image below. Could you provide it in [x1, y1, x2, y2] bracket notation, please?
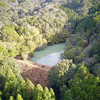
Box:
[82, 45, 89, 53]
[15, 59, 51, 89]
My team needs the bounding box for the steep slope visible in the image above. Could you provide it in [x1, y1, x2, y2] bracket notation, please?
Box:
[15, 59, 51, 89]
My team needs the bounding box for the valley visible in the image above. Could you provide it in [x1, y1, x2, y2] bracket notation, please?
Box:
[0, 0, 100, 100]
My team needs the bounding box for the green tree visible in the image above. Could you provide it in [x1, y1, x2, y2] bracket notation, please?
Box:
[0, 97, 2, 100]
[26, 41, 36, 53]
[62, 89, 73, 100]
[17, 76, 26, 95]
[43, 87, 50, 100]
[86, 30, 91, 41]
[33, 84, 44, 100]
[78, 38, 83, 47]
[16, 94, 23, 100]
[23, 78, 35, 99]
[63, 63, 100, 100]
[0, 55, 20, 85]
[0, 44, 8, 56]
[9, 96, 13, 100]
[49, 59, 76, 88]
[20, 46, 29, 60]
[49, 88, 56, 100]
[0, 2, 8, 7]
[0, 91, 2, 100]
[1, 25, 19, 42]
[3, 67, 18, 99]
[8, 0, 17, 3]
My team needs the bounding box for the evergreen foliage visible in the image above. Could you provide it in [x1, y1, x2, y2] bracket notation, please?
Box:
[9, 96, 13, 100]
[0, 54, 20, 85]
[63, 64, 100, 100]
[0, 0, 100, 100]
[49, 59, 75, 88]
[16, 94, 23, 100]
[0, 67, 56, 100]
[23, 78, 35, 99]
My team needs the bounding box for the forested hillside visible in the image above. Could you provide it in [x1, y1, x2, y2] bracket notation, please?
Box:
[0, 0, 100, 100]
[49, 0, 100, 100]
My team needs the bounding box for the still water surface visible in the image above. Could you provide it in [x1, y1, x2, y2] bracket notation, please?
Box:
[30, 43, 65, 66]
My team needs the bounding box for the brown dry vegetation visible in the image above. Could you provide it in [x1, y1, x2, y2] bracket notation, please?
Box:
[15, 59, 51, 89]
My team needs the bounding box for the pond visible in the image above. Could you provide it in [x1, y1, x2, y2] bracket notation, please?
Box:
[30, 43, 65, 66]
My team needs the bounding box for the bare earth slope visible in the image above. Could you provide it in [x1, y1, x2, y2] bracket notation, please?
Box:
[15, 59, 51, 89]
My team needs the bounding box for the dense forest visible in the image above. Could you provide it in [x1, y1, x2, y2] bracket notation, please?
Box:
[0, 0, 100, 100]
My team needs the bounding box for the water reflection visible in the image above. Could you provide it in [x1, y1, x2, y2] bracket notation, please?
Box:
[30, 43, 65, 66]
[36, 51, 63, 66]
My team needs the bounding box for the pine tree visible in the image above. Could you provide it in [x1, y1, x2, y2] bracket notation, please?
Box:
[43, 87, 50, 100]
[33, 84, 44, 100]
[50, 88, 56, 100]
[17, 76, 26, 96]
[16, 94, 23, 100]
[23, 78, 35, 99]
[0, 91, 2, 98]
[0, 91, 2, 100]
[9, 96, 13, 100]
[3, 67, 18, 99]
[78, 38, 83, 47]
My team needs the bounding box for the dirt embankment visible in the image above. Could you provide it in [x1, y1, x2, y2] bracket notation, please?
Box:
[15, 59, 51, 89]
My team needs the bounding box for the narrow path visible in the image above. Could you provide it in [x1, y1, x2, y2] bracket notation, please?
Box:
[82, 45, 89, 54]
[15, 59, 51, 89]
